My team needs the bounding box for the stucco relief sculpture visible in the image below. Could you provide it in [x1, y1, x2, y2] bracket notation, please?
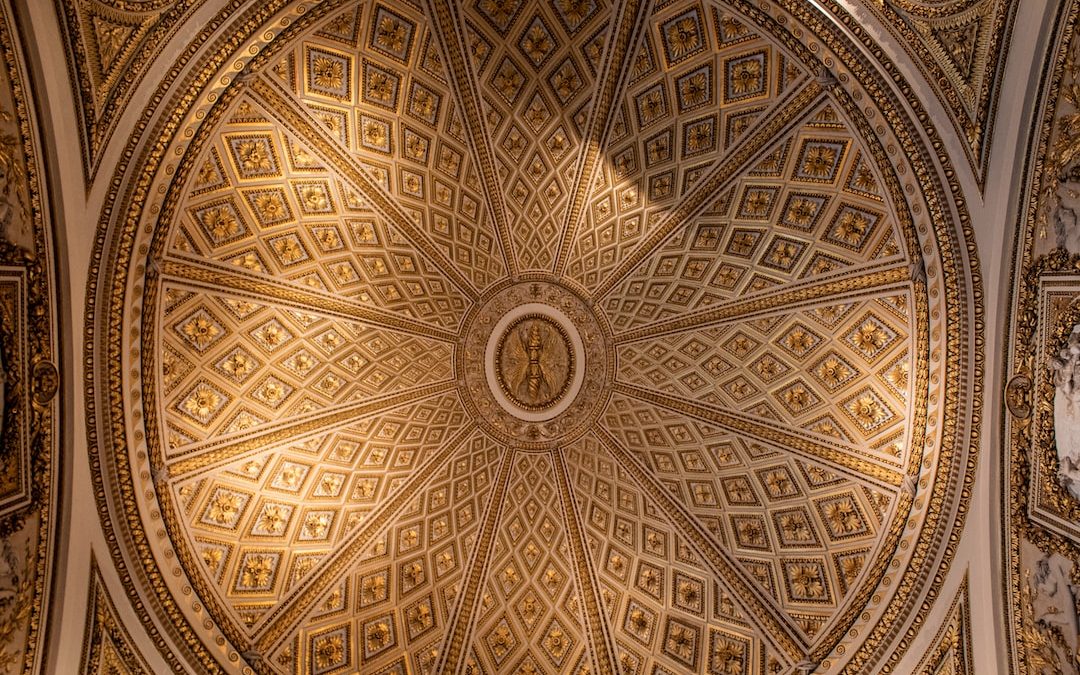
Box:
[1038, 39, 1080, 257]
[1049, 165, 1080, 254]
[0, 104, 28, 253]
[1052, 322, 1080, 499]
[1032, 553, 1080, 650]
[0, 539, 31, 670]
[1023, 550, 1080, 674]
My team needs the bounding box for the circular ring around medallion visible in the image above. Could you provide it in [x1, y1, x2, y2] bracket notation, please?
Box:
[459, 281, 612, 449]
[485, 305, 584, 420]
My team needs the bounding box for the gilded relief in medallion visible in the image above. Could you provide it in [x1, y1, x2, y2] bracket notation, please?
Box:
[496, 315, 573, 411]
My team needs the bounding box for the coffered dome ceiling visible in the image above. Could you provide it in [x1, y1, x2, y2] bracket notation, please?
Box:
[86, 1, 981, 673]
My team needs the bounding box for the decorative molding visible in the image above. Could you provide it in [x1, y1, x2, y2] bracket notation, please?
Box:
[1004, 2, 1080, 673]
[846, 0, 1016, 190]
[552, 447, 618, 675]
[0, 0, 61, 672]
[552, 0, 654, 277]
[913, 572, 973, 675]
[79, 555, 153, 675]
[433, 446, 513, 675]
[53, 0, 212, 184]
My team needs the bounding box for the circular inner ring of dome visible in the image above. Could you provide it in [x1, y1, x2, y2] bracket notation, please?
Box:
[460, 280, 611, 446]
[494, 313, 576, 412]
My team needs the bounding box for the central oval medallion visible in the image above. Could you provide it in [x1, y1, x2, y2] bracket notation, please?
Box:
[459, 281, 612, 448]
[495, 314, 574, 411]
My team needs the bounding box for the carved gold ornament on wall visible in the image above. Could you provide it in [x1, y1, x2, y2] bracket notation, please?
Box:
[843, 0, 1015, 190]
[55, 0, 212, 182]
[84, 1, 980, 673]
[1005, 2, 1080, 673]
[79, 556, 153, 675]
[0, 0, 60, 673]
[1007, 249, 1080, 675]
[912, 573, 973, 675]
